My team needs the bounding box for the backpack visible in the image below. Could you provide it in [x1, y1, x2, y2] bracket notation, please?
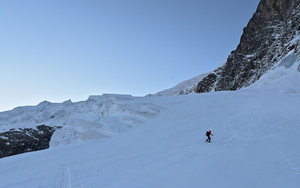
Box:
[206, 131, 209, 136]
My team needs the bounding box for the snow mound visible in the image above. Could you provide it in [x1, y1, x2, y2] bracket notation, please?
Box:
[248, 50, 300, 91]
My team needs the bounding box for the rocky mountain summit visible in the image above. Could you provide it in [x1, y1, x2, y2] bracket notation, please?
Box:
[151, 0, 300, 96]
[198, 0, 300, 93]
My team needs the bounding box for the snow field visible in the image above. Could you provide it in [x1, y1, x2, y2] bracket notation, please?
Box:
[0, 86, 300, 187]
[0, 53, 300, 187]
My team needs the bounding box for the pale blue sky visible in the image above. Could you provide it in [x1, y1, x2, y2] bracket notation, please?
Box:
[0, 0, 260, 112]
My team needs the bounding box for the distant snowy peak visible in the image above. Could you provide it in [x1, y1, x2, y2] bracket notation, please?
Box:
[147, 62, 226, 97]
[150, 0, 300, 96]
[146, 73, 208, 97]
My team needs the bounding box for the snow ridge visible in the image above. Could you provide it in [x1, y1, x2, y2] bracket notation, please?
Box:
[148, 61, 226, 96]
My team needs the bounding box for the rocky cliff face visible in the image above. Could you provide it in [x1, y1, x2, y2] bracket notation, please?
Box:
[0, 125, 61, 158]
[195, 0, 300, 93]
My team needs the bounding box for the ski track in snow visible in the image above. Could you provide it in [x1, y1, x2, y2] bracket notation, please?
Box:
[272, 147, 300, 176]
[55, 165, 72, 188]
[54, 163, 84, 188]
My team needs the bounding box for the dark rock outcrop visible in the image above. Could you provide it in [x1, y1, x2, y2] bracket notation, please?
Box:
[0, 125, 61, 158]
[195, 0, 300, 93]
[196, 74, 218, 93]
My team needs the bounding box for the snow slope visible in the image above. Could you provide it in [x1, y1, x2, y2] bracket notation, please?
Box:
[0, 52, 300, 187]
[1, 56, 300, 187]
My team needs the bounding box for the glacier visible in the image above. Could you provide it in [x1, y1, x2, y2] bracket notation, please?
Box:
[0, 55, 300, 187]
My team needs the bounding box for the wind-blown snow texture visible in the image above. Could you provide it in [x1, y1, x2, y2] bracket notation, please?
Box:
[0, 55, 300, 187]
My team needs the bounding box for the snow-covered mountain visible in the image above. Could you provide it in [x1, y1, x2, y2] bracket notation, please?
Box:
[0, 61, 300, 187]
[1, 0, 299, 158]
[1, 0, 300, 187]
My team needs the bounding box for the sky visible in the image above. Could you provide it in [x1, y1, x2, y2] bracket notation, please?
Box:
[0, 0, 261, 112]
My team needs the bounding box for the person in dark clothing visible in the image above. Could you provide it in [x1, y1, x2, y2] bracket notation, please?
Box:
[206, 130, 213, 142]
